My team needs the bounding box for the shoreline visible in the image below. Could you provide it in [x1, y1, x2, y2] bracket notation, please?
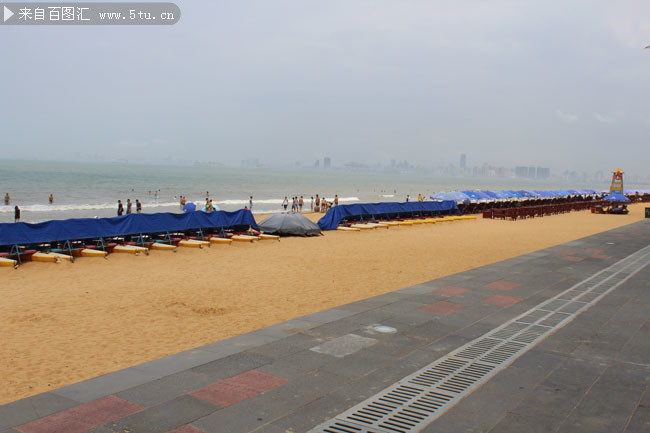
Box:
[0, 204, 647, 404]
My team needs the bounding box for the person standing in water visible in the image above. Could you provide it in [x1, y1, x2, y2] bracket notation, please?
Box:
[49, 194, 54, 204]
[136, 199, 142, 213]
[14, 205, 20, 222]
[310, 196, 314, 211]
[126, 199, 132, 214]
[282, 196, 288, 211]
[117, 200, 124, 216]
[334, 195, 339, 206]
[4, 193, 9, 205]
[299, 196, 304, 212]
[249, 196, 253, 211]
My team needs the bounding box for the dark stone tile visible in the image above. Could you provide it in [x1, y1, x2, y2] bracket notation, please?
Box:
[196, 333, 279, 356]
[422, 334, 471, 356]
[624, 390, 650, 433]
[115, 369, 214, 407]
[52, 367, 162, 403]
[296, 308, 357, 324]
[247, 333, 324, 359]
[253, 319, 320, 339]
[364, 334, 429, 358]
[454, 322, 497, 340]
[191, 370, 347, 433]
[489, 411, 559, 433]
[376, 300, 427, 315]
[319, 345, 398, 379]
[190, 351, 275, 382]
[344, 308, 398, 326]
[556, 375, 645, 433]
[255, 349, 331, 379]
[402, 320, 458, 343]
[132, 349, 222, 378]
[93, 395, 216, 433]
[306, 317, 363, 338]
[0, 393, 78, 430]
[265, 393, 359, 433]
[540, 358, 606, 395]
[382, 309, 436, 327]
[435, 363, 551, 431]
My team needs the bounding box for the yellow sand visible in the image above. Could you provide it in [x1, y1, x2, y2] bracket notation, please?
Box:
[0, 204, 646, 404]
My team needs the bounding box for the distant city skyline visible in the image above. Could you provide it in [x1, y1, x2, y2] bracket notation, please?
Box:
[2, 1, 649, 177]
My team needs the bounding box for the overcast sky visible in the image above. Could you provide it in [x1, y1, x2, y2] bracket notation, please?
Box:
[2, 0, 649, 174]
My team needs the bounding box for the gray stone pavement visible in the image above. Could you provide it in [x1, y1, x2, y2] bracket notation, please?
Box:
[1, 219, 648, 433]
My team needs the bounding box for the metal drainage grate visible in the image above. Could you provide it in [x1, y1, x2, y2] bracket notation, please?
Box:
[538, 312, 572, 327]
[311, 245, 650, 433]
[488, 322, 529, 338]
[455, 338, 501, 360]
[515, 310, 550, 325]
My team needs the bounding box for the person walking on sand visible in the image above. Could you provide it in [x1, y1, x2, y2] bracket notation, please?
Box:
[49, 194, 54, 204]
[334, 195, 339, 206]
[291, 197, 296, 212]
[315, 194, 320, 212]
[4, 193, 9, 205]
[117, 200, 124, 216]
[126, 199, 132, 214]
[14, 205, 20, 222]
[136, 199, 142, 213]
[249, 196, 253, 211]
[282, 196, 288, 211]
[299, 196, 304, 212]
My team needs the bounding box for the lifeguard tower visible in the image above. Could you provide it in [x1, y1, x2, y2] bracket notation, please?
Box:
[600, 168, 630, 214]
[609, 168, 624, 195]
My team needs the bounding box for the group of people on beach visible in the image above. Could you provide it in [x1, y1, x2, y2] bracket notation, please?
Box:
[117, 199, 142, 216]
[5, 192, 57, 222]
[281, 194, 339, 213]
[4, 193, 54, 206]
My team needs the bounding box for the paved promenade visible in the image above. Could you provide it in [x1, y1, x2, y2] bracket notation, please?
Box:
[1, 219, 649, 433]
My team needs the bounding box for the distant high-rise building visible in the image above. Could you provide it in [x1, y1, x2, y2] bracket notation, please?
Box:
[323, 157, 331, 169]
[515, 166, 528, 178]
[460, 153, 467, 170]
[528, 166, 536, 179]
[314, 159, 320, 168]
[536, 167, 550, 179]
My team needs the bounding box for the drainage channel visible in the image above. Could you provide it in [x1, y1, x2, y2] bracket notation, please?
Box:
[310, 245, 650, 433]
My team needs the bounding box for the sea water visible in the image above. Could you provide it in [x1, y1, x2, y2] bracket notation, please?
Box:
[0, 160, 611, 223]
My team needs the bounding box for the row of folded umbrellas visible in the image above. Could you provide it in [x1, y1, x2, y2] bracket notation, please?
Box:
[430, 189, 650, 202]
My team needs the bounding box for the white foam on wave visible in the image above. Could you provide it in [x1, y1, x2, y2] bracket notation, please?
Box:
[0, 201, 180, 213]
[0, 197, 361, 213]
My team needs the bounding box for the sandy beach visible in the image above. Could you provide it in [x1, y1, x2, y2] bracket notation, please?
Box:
[0, 204, 646, 404]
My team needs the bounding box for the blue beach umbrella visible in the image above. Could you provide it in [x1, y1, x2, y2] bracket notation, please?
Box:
[430, 191, 471, 201]
[603, 193, 630, 202]
[183, 202, 196, 212]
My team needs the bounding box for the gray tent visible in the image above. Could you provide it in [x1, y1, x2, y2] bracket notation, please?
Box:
[258, 212, 322, 236]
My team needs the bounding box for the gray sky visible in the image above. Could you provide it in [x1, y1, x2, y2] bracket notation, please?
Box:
[2, 0, 650, 174]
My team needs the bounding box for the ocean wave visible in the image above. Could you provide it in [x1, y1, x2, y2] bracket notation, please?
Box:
[0, 197, 360, 213]
[0, 202, 181, 213]
[380, 194, 395, 198]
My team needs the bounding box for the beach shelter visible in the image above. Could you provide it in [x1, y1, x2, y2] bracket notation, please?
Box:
[258, 213, 321, 236]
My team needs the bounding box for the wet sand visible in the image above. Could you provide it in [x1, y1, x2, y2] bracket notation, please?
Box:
[0, 204, 646, 404]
